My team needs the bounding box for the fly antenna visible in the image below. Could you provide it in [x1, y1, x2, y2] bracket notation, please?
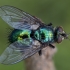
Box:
[67, 37, 70, 40]
[66, 33, 70, 40]
[67, 33, 70, 36]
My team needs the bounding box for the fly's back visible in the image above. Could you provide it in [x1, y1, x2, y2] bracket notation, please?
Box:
[34, 27, 54, 43]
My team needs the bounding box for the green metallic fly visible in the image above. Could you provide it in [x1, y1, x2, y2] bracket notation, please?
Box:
[0, 5, 69, 64]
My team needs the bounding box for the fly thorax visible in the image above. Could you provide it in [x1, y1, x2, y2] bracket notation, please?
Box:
[34, 28, 54, 43]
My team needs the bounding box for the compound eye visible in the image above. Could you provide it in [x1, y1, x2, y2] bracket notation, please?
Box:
[57, 35, 62, 43]
[55, 26, 64, 43]
[58, 26, 64, 33]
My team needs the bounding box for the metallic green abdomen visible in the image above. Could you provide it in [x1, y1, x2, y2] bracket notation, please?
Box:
[34, 28, 54, 43]
[8, 29, 31, 43]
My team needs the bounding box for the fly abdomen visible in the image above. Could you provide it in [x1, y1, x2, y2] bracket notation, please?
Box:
[20, 34, 29, 39]
[8, 29, 31, 43]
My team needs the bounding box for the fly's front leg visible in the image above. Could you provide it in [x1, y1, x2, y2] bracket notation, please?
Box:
[47, 23, 52, 26]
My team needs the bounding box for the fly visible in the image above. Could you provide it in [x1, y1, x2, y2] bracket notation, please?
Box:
[0, 5, 69, 64]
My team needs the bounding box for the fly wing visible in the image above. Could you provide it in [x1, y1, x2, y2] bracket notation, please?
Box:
[0, 39, 41, 64]
[0, 5, 43, 30]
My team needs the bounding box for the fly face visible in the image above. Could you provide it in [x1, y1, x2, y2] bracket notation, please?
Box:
[54, 26, 68, 43]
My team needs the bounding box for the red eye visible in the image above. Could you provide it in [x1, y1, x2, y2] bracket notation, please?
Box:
[57, 35, 62, 43]
[58, 26, 63, 33]
[55, 26, 64, 43]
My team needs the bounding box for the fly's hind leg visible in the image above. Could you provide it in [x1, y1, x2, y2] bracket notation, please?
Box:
[38, 50, 42, 56]
[49, 44, 55, 48]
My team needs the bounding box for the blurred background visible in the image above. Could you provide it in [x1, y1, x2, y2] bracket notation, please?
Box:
[0, 0, 70, 70]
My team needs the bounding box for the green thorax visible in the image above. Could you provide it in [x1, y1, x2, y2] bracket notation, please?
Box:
[34, 28, 54, 43]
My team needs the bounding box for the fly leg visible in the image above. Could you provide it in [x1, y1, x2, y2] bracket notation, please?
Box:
[47, 23, 52, 26]
[38, 50, 42, 56]
[49, 44, 55, 48]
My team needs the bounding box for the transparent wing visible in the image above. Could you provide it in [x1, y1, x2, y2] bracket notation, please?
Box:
[0, 5, 43, 30]
[0, 39, 41, 64]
